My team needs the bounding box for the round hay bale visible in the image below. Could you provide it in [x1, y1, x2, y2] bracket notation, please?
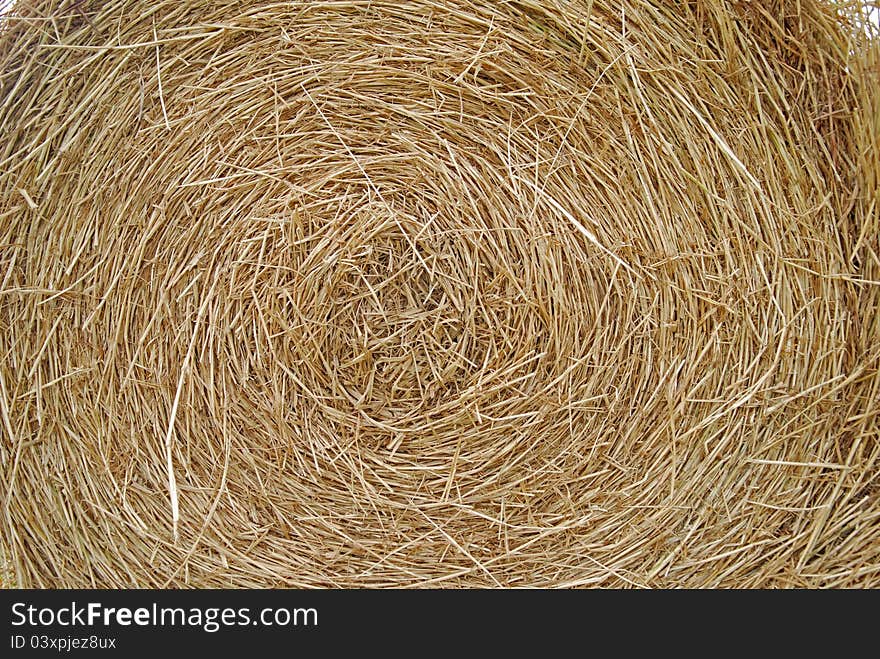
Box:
[0, 0, 878, 588]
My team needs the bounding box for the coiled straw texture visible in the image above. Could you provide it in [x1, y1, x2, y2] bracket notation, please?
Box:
[1, 0, 878, 587]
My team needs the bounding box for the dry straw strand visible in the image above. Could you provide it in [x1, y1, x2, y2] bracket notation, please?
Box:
[0, 0, 878, 587]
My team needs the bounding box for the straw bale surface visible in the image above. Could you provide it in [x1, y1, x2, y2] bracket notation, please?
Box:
[1, 0, 878, 587]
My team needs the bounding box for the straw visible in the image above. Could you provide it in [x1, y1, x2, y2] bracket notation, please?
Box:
[0, 0, 878, 587]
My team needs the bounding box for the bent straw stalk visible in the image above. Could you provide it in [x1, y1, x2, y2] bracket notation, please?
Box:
[0, 0, 878, 587]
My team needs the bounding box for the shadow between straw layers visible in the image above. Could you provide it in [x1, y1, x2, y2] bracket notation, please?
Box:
[0, 0, 878, 588]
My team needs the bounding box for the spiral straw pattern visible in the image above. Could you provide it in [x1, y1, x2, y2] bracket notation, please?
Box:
[1, 0, 878, 587]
